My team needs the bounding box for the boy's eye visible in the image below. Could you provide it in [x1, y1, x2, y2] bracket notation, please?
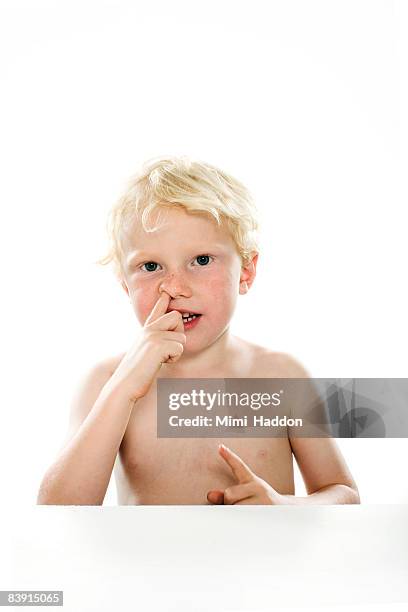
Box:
[194, 255, 211, 266]
[140, 255, 213, 272]
[141, 261, 161, 272]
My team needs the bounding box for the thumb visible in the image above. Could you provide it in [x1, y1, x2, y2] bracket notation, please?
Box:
[207, 489, 224, 505]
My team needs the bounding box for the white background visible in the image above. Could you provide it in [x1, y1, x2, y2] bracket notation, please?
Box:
[0, 0, 407, 506]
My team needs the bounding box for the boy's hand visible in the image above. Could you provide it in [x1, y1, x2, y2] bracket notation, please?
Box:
[206, 444, 285, 505]
[107, 291, 187, 402]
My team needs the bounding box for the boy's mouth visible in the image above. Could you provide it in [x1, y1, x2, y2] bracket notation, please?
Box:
[182, 313, 201, 323]
[167, 308, 202, 326]
[181, 313, 202, 329]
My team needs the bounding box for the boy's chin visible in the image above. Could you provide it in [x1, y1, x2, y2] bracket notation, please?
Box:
[184, 326, 229, 350]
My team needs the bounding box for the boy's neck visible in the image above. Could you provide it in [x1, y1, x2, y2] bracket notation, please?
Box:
[159, 326, 236, 378]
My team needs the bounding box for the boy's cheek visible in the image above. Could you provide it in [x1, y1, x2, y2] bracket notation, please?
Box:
[128, 286, 157, 321]
[206, 271, 238, 298]
[205, 277, 239, 312]
[207, 282, 232, 305]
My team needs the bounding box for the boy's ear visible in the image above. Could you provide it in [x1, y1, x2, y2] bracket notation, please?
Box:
[239, 253, 259, 295]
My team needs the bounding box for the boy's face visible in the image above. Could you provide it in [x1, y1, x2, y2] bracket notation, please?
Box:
[120, 206, 258, 353]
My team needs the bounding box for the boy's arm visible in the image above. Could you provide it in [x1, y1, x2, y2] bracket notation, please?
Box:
[283, 354, 360, 505]
[36, 354, 132, 506]
[284, 437, 360, 504]
[37, 292, 187, 506]
[207, 354, 361, 505]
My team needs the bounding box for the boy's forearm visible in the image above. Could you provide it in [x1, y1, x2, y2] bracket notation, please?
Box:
[37, 382, 135, 506]
[280, 484, 360, 505]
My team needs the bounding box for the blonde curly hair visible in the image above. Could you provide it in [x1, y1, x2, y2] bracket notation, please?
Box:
[96, 155, 260, 281]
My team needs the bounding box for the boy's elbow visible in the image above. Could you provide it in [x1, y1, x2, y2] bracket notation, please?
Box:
[36, 480, 59, 505]
[37, 496, 54, 505]
[36, 476, 51, 504]
[36, 473, 68, 505]
[349, 485, 361, 504]
[36, 479, 104, 506]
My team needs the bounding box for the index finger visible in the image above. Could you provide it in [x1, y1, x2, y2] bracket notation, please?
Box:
[218, 444, 255, 484]
[144, 291, 171, 326]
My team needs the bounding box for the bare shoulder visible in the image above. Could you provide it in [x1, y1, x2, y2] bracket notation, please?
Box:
[79, 351, 125, 383]
[236, 339, 310, 378]
[264, 350, 310, 378]
[74, 350, 126, 407]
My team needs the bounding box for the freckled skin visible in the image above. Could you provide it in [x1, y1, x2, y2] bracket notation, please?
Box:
[119, 207, 250, 357]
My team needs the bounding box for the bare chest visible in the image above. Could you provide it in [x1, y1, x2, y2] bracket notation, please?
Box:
[115, 363, 295, 504]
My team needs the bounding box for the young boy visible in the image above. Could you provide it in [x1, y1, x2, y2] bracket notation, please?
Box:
[37, 156, 360, 506]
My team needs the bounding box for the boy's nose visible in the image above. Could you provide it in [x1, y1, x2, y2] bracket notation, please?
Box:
[159, 274, 192, 298]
